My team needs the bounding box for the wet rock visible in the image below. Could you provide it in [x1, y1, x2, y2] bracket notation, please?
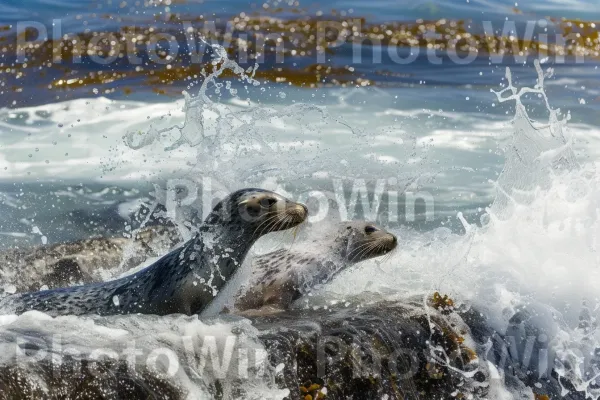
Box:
[459, 305, 588, 400]
[41, 258, 86, 288]
[0, 360, 185, 400]
[0, 301, 488, 400]
[0, 225, 181, 293]
[251, 300, 490, 400]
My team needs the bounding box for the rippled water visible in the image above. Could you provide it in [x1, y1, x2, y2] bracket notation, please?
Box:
[3, 0, 600, 23]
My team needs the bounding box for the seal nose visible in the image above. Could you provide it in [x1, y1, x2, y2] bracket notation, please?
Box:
[299, 203, 308, 216]
[283, 202, 308, 227]
[291, 203, 308, 220]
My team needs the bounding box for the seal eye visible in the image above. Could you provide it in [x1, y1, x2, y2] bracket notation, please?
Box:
[364, 225, 378, 234]
[262, 197, 278, 208]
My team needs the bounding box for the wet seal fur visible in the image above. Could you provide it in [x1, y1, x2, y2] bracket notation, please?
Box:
[0, 189, 307, 317]
[235, 221, 397, 314]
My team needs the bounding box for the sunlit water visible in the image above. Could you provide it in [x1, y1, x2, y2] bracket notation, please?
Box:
[3, 0, 600, 24]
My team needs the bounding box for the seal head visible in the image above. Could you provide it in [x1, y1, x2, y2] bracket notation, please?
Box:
[204, 188, 307, 239]
[335, 221, 398, 263]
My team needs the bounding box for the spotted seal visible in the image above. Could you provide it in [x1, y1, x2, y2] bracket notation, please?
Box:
[0, 189, 307, 317]
[234, 221, 397, 313]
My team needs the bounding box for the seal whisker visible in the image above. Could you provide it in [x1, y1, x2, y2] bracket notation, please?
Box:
[380, 249, 392, 263]
[258, 212, 293, 241]
[263, 216, 294, 252]
[253, 212, 284, 238]
[360, 241, 383, 260]
[269, 214, 306, 253]
[252, 211, 280, 234]
[375, 242, 386, 259]
[348, 240, 377, 259]
[275, 215, 295, 251]
[347, 241, 374, 261]
[360, 242, 381, 261]
[287, 223, 303, 251]
[350, 241, 380, 262]
[259, 214, 287, 237]
[381, 244, 397, 264]
[380, 252, 394, 265]
[278, 214, 299, 236]
[367, 242, 381, 259]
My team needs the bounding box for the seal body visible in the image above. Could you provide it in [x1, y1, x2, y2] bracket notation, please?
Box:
[235, 221, 397, 312]
[0, 189, 307, 317]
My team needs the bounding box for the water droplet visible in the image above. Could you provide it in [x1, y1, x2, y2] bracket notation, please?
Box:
[480, 213, 490, 226]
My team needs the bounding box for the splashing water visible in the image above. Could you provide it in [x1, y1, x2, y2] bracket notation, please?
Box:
[0, 311, 289, 399]
[122, 43, 373, 193]
[490, 59, 578, 219]
[316, 61, 600, 398]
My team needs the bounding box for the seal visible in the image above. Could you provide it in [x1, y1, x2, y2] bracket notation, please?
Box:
[234, 221, 397, 313]
[0, 189, 307, 317]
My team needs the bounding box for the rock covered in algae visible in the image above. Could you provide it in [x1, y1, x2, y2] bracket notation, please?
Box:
[251, 299, 490, 400]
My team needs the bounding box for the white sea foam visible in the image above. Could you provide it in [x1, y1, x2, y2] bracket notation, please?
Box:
[0, 311, 287, 399]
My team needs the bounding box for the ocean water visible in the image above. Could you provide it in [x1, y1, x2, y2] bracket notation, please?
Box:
[2, 0, 600, 23]
[1, 0, 600, 399]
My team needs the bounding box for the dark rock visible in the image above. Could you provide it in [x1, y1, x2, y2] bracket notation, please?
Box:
[459, 304, 589, 400]
[250, 300, 490, 400]
[0, 359, 184, 400]
[0, 300, 489, 400]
